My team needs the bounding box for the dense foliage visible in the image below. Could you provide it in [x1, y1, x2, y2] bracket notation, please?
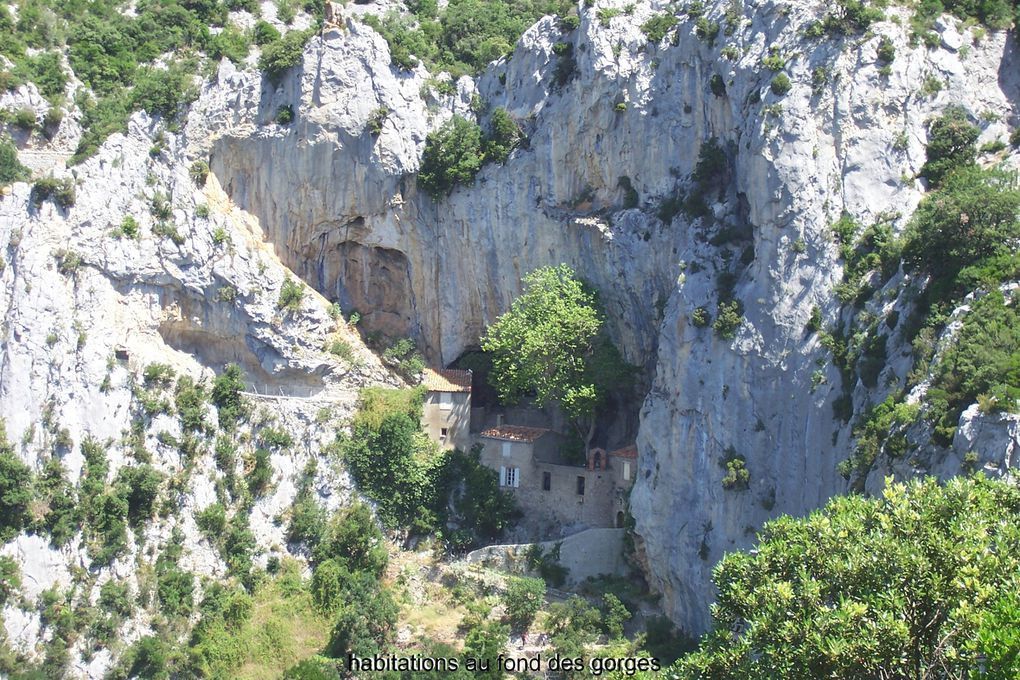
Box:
[340, 388, 517, 545]
[903, 166, 1020, 280]
[0, 135, 29, 186]
[363, 0, 574, 76]
[0, 424, 33, 543]
[418, 115, 483, 198]
[678, 476, 1020, 679]
[481, 265, 633, 451]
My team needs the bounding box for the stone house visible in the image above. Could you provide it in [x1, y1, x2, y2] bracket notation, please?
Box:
[477, 424, 636, 530]
[420, 368, 472, 451]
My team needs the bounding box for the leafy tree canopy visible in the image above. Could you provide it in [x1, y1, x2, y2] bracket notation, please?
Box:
[676, 475, 1020, 679]
[481, 265, 632, 449]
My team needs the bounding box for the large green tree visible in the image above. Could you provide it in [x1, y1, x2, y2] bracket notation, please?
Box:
[481, 265, 632, 452]
[676, 475, 1020, 679]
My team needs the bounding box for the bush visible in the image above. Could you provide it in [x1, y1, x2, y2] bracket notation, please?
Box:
[174, 376, 208, 432]
[0, 135, 29, 186]
[133, 63, 194, 119]
[602, 593, 630, 639]
[0, 426, 33, 542]
[157, 567, 194, 618]
[876, 35, 895, 62]
[695, 17, 720, 46]
[902, 166, 1020, 280]
[675, 476, 1020, 677]
[367, 106, 388, 136]
[503, 576, 545, 630]
[691, 306, 710, 328]
[419, 115, 483, 198]
[30, 176, 76, 209]
[259, 30, 313, 83]
[324, 572, 398, 658]
[189, 160, 210, 186]
[770, 73, 792, 96]
[312, 502, 388, 577]
[196, 503, 227, 536]
[720, 448, 749, 490]
[208, 24, 251, 64]
[919, 106, 979, 187]
[13, 107, 37, 131]
[821, 0, 884, 35]
[278, 275, 305, 312]
[115, 465, 162, 526]
[275, 104, 294, 125]
[253, 20, 282, 46]
[212, 363, 246, 427]
[115, 215, 139, 239]
[482, 107, 521, 164]
[248, 448, 273, 496]
[340, 389, 443, 531]
[713, 300, 743, 339]
[641, 14, 678, 42]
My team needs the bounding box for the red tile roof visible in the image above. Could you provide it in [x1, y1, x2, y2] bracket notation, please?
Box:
[609, 444, 638, 459]
[479, 425, 549, 443]
[422, 368, 472, 393]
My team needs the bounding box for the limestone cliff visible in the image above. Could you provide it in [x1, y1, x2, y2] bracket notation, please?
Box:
[2, 0, 1020, 667]
[192, 2, 1020, 634]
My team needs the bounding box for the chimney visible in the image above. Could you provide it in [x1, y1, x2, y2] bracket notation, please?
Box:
[496, 413, 503, 427]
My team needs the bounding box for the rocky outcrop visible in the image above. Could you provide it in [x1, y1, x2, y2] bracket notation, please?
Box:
[189, 2, 1020, 634]
[3, 0, 1019, 656]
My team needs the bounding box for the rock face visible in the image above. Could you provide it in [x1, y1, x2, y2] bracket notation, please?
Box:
[2, 0, 1020, 661]
[191, 4, 1019, 634]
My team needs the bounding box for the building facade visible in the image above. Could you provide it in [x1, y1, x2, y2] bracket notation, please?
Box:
[420, 368, 472, 451]
[477, 425, 636, 531]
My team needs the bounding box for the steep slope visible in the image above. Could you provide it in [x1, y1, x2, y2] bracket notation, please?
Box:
[1, 0, 1019, 662]
[194, 3, 1020, 634]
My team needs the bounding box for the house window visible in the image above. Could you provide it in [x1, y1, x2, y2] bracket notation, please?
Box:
[623, 462, 631, 481]
[501, 442, 511, 458]
[576, 475, 585, 496]
[439, 392, 452, 410]
[440, 427, 448, 439]
[542, 471, 551, 491]
[500, 466, 520, 488]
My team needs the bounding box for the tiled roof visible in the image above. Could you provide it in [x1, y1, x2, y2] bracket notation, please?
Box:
[422, 368, 472, 393]
[479, 425, 549, 443]
[609, 444, 638, 459]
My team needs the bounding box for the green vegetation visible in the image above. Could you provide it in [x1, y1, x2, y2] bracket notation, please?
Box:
[503, 576, 545, 630]
[189, 160, 209, 186]
[919, 106, 979, 187]
[928, 290, 1020, 442]
[876, 35, 895, 63]
[481, 265, 633, 452]
[259, 29, 315, 84]
[770, 72, 792, 96]
[276, 104, 295, 125]
[212, 363, 247, 428]
[804, 0, 885, 37]
[0, 136, 29, 186]
[30, 176, 76, 209]
[676, 475, 1020, 679]
[719, 447, 749, 490]
[903, 166, 1020, 281]
[713, 300, 742, 339]
[363, 0, 573, 76]
[419, 115, 483, 198]
[0, 423, 33, 542]
[482, 107, 522, 164]
[338, 389, 516, 546]
[641, 13, 678, 43]
[278, 276, 306, 313]
[339, 387, 443, 532]
[381, 338, 425, 380]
